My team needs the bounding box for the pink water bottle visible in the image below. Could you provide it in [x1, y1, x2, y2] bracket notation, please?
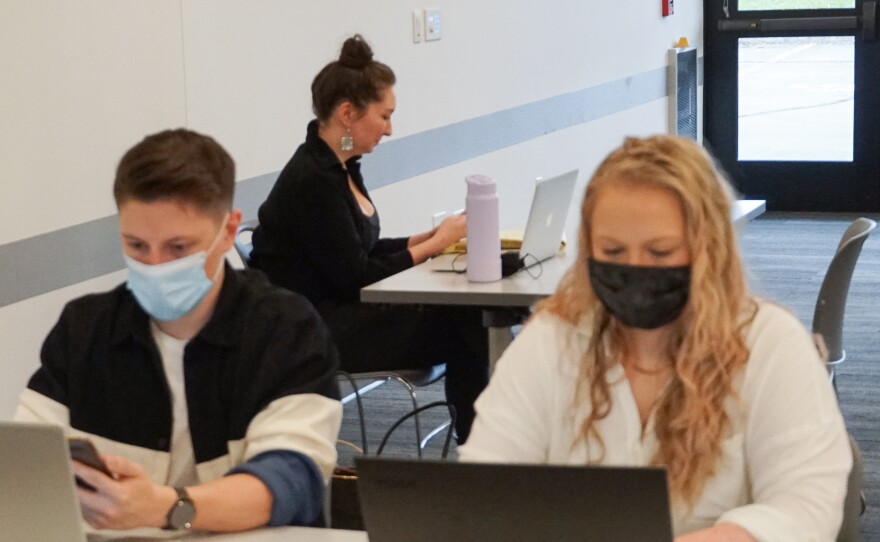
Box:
[465, 174, 501, 282]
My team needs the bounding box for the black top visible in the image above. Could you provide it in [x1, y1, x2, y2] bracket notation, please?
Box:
[363, 210, 381, 251]
[251, 121, 413, 312]
[26, 265, 340, 462]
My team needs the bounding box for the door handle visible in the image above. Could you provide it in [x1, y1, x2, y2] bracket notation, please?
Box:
[719, 16, 857, 32]
[718, 1, 876, 41]
[864, 1, 877, 41]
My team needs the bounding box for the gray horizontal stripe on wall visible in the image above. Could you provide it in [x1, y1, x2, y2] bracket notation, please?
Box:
[360, 66, 667, 190]
[0, 62, 698, 309]
[0, 172, 279, 309]
[233, 171, 279, 220]
[0, 215, 124, 308]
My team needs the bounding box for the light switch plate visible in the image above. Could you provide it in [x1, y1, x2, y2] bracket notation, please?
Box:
[425, 8, 442, 41]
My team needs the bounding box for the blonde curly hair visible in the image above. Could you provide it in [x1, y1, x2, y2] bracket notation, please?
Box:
[539, 135, 758, 505]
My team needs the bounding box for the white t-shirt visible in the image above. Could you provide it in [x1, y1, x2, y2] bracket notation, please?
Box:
[459, 301, 851, 542]
[150, 323, 199, 487]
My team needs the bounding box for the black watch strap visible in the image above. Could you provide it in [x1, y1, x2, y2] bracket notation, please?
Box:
[164, 486, 195, 530]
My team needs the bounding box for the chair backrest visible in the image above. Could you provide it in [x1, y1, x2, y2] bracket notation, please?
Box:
[812, 218, 876, 363]
[838, 434, 865, 542]
[234, 219, 259, 268]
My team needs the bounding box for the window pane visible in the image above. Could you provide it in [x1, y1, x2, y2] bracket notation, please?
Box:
[738, 36, 854, 162]
[738, 0, 854, 10]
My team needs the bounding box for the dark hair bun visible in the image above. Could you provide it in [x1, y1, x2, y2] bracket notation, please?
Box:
[338, 34, 374, 69]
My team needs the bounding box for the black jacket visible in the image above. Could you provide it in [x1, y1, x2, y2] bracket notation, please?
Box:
[22, 266, 340, 467]
[251, 121, 413, 312]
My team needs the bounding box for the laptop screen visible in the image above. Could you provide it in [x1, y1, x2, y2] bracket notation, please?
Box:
[355, 457, 673, 542]
[518, 169, 578, 263]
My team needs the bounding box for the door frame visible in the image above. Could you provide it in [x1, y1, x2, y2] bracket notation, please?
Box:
[703, 0, 880, 212]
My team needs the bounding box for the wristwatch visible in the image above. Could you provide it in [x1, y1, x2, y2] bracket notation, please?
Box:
[164, 486, 196, 530]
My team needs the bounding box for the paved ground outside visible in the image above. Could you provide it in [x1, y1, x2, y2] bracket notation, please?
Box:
[738, 36, 854, 162]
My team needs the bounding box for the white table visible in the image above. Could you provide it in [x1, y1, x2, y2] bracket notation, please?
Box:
[733, 199, 766, 223]
[95, 526, 367, 541]
[361, 199, 766, 366]
[362, 249, 573, 366]
[206, 527, 366, 541]
[361, 248, 573, 309]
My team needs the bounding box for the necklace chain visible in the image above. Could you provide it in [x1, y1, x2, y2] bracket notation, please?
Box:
[623, 359, 672, 376]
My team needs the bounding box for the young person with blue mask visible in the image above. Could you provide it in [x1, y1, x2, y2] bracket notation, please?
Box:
[460, 136, 851, 541]
[15, 129, 342, 533]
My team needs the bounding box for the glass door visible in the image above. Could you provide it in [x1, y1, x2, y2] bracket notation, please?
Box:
[704, 0, 880, 211]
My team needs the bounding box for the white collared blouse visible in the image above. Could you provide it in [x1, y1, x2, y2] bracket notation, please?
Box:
[459, 301, 851, 542]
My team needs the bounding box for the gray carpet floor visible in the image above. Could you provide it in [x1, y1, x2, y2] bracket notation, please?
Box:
[337, 212, 880, 539]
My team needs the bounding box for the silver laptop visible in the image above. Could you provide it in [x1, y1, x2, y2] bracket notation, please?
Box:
[0, 421, 199, 542]
[355, 457, 674, 542]
[429, 169, 578, 273]
[517, 169, 578, 264]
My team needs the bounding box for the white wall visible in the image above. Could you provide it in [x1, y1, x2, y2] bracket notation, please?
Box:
[372, 100, 670, 244]
[0, 0, 703, 418]
[181, 0, 703, 180]
[0, 1, 186, 245]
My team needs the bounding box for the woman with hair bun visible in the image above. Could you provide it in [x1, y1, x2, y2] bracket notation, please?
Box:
[251, 35, 488, 442]
[459, 135, 852, 540]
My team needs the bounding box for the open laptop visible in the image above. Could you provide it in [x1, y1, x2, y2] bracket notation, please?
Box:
[431, 169, 578, 274]
[355, 457, 674, 542]
[0, 421, 199, 541]
[516, 168, 578, 264]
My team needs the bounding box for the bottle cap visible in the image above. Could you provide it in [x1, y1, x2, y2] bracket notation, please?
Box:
[465, 174, 497, 195]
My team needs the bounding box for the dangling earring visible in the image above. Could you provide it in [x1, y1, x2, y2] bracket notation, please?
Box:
[340, 127, 354, 152]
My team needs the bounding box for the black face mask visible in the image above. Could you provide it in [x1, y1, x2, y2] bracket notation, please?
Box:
[588, 259, 691, 330]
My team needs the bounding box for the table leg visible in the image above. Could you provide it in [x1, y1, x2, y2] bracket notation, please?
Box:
[482, 308, 529, 371]
[487, 326, 515, 371]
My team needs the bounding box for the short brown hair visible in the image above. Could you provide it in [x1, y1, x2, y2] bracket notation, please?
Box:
[113, 128, 235, 216]
[311, 34, 396, 122]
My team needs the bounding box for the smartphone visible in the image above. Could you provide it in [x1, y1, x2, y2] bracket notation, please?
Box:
[69, 438, 114, 490]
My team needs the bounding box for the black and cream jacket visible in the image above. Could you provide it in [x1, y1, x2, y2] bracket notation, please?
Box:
[15, 266, 342, 486]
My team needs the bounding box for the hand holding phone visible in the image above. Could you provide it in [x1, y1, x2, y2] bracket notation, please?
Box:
[69, 438, 115, 490]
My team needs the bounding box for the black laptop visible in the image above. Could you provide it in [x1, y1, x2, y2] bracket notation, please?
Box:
[355, 458, 674, 542]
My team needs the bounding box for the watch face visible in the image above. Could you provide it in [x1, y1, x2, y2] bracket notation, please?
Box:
[169, 498, 196, 530]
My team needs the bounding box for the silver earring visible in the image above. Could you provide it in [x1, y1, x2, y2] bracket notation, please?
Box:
[340, 128, 354, 152]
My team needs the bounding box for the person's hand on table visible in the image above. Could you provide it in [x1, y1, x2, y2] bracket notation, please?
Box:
[408, 213, 468, 264]
[433, 214, 467, 249]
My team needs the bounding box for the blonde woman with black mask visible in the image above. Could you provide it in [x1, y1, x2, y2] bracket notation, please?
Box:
[459, 136, 851, 541]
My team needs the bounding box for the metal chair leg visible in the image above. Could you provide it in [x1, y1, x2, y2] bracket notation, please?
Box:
[337, 370, 449, 459]
[340, 379, 386, 405]
[386, 375, 422, 458]
[420, 419, 452, 450]
[336, 371, 373, 454]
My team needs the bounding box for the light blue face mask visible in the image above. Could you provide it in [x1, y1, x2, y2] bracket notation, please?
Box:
[125, 215, 229, 322]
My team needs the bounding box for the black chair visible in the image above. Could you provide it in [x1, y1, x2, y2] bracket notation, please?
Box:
[812, 218, 876, 391]
[338, 366, 449, 457]
[234, 220, 451, 453]
[838, 434, 866, 542]
[233, 219, 258, 268]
